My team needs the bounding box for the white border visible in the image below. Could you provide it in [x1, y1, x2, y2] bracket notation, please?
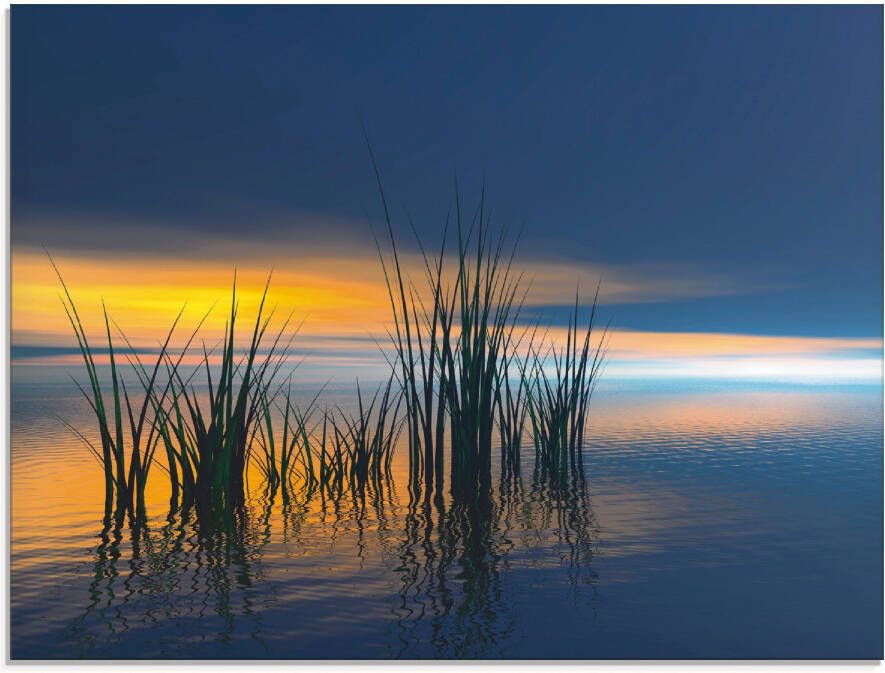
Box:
[1, 1, 882, 671]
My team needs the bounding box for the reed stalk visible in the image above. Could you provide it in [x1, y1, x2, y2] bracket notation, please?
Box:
[50, 255, 191, 520]
[525, 289, 608, 476]
[155, 274, 294, 515]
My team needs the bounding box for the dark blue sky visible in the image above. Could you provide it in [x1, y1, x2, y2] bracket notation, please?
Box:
[12, 5, 883, 336]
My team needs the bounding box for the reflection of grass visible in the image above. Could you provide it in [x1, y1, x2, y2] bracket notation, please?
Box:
[63, 453, 598, 659]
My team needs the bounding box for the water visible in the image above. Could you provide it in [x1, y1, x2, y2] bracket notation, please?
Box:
[10, 365, 884, 659]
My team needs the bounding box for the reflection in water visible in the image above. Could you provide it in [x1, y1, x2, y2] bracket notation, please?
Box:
[15, 381, 882, 659]
[390, 459, 599, 658]
[64, 454, 599, 659]
[392, 483, 511, 658]
[65, 501, 273, 657]
[530, 459, 598, 590]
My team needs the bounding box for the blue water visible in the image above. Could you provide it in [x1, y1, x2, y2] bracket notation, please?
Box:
[10, 368, 883, 659]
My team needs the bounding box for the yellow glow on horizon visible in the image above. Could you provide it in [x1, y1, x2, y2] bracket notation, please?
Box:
[12, 251, 882, 376]
[12, 251, 392, 347]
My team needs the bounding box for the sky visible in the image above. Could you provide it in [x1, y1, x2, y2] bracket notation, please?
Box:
[10, 5, 883, 382]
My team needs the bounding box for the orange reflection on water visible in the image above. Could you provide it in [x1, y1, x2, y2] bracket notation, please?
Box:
[590, 387, 876, 440]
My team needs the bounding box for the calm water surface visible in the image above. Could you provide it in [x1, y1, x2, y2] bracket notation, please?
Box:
[10, 365, 883, 659]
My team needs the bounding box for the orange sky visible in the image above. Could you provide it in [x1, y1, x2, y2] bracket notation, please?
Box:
[12, 250, 882, 380]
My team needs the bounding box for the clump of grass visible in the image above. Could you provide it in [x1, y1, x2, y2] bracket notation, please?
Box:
[254, 378, 307, 498]
[366, 144, 610, 501]
[329, 375, 403, 492]
[369, 147, 453, 499]
[154, 274, 295, 515]
[525, 290, 608, 475]
[255, 381, 338, 501]
[494, 324, 538, 480]
[53, 255, 300, 521]
[370, 154, 528, 501]
[439, 201, 526, 498]
[54, 247, 412, 519]
[253, 375, 402, 503]
[54, 156, 610, 517]
[50, 255, 197, 520]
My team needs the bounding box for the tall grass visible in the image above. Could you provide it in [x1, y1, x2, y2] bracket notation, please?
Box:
[369, 145, 453, 500]
[365, 160, 607, 498]
[525, 291, 608, 475]
[253, 379, 316, 499]
[440, 203, 527, 498]
[53, 172, 607, 517]
[50, 255, 196, 520]
[494, 324, 538, 480]
[52, 258, 300, 519]
[153, 274, 295, 515]
[370, 164, 530, 500]
[329, 376, 403, 492]
[251, 374, 402, 505]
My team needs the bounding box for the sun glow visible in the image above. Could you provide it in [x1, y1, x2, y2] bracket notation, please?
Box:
[12, 250, 882, 384]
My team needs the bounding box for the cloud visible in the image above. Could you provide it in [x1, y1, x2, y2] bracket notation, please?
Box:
[520, 259, 762, 305]
[16, 210, 859, 386]
[12, 246, 769, 353]
[11, 208, 378, 260]
[14, 209, 768, 321]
